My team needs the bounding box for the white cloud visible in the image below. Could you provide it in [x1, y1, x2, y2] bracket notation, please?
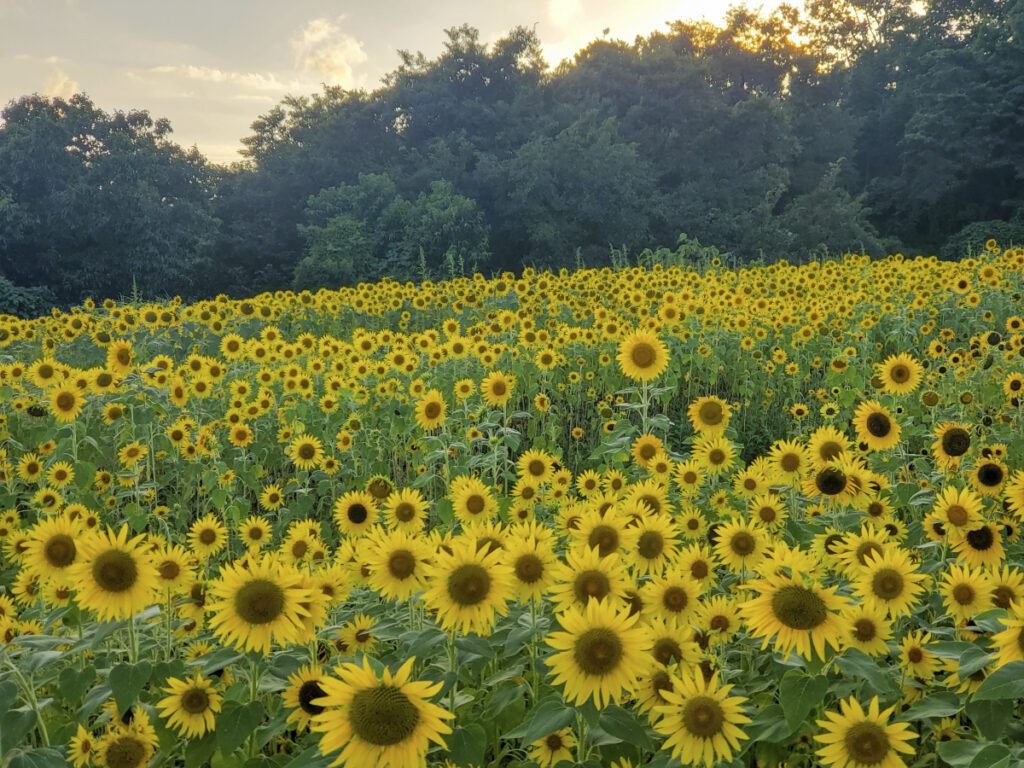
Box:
[148, 64, 299, 92]
[44, 65, 79, 99]
[290, 17, 367, 88]
[548, 0, 583, 28]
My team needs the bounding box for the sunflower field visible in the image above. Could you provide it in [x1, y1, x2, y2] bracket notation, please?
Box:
[2, 244, 1024, 768]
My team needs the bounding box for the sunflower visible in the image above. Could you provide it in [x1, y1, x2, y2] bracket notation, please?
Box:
[899, 630, 940, 679]
[875, 353, 923, 395]
[939, 564, 992, 621]
[687, 396, 731, 435]
[646, 616, 702, 667]
[240, 516, 273, 550]
[692, 433, 737, 476]
[106, 340, 135, 374]
[68, 525, 158, 621]
[69, 724, 95, 768]
[840, 602, 892, 656]
[571, 508, 627, 558]
[952, 522, 1004, 569]
[546, 598, 652, 707]
[505, 533, 558, 602]
[748, 493, 787, 530]
[288, 434, 325, 471]
[808, 425, 852, 470]
[930, 485, 983, 534]
[518, 449, 554, 484]
[47, 385, 85, 422]
[970, 458, 1007, 497]
[990, 566, 1024, 610]
[282, 664, 331, 730]
[153, 543, 195, 592]
[414, 389, 447, 431]
[617, 331, 669, 382]
[740, 571, 848, 660]
[333, 491, 379, 537]
[622, 513, 680, 576]
[815, 696, 916, 768]
[46, 461, 75, 488]
[640, 568, 702, 623]
[529, 729, 577, 768]
[449, 476, 498, 524]
[367, 528, 432, 601]
[712, 519, 765, 573]
[1005, 470, 1024, 518]
[207, 556, 314, 653]
[852, 401, 901, 452]
[311, 656, 453, 768]
[381, 488, 429, 532]
[188, 514, 228, 560]
[93, 709, 158, 768]
[803, 458, 860, 507]
[157, 673, 222, 737]
[931, 423, 972, 471]
[16, 453, 43, 483]
[24, 515, 81, 583]
[118, 441, 148, 468]
[259, 483, 285, 512]
[854, 547, 927, 617]
[480, 370, 515, 407]
[422, 537, 513, 636]
[549, 546, 631, 613]
[653, 670, 751, 767]
[992, 604, 1024, 669]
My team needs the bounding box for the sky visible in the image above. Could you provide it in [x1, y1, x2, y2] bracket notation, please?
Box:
[0, 0, 779, 164]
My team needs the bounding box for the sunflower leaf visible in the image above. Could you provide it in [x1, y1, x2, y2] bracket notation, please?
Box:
[971, 661, 1024, 701]
[217, 700, 265, 755]
[779, 670, 828, 730]
[447, 724, 487, 768]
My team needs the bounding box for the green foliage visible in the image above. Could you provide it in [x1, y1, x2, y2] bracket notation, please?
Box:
[0, 274, 54, 318]
[942, 219, 1024, 259]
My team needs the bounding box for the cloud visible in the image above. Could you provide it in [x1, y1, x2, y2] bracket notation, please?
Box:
[44, 65, 79, 99]
[148, 64, 299, 92]
[290, 17, 367, 88]
[548, 0, 583, 28]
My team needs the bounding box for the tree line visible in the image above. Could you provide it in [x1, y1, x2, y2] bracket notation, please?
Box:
[2, 0, 1024, 311]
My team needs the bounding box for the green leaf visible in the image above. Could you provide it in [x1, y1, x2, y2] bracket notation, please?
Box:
[836, 649, 898, 697]
[185, 732, 219, 768]
[899, 692, 962, 721]
[446, 724, 487, 768]
[598, 705, 653, 750]
[936, 740, 1002, 767]
[109, 661, 152, 714]
[779, 671, 829, 730]
[958, 645, 994, 678]
[504, 696, 575, 744]
[217, 701, 266, 755]
[0, 681, 18, 716]
[969, 744, 1011, 768]
[6, 748, 68, 768]
[966, 698, 1012, 740]
[1, 708, 36, 753]
[971, 661, 1024, 700]
[741, 704, 792, 746]
[58, 665, 95, 704]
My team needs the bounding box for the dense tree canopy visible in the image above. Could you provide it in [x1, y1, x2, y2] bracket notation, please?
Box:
[2, 0, 1023, 309]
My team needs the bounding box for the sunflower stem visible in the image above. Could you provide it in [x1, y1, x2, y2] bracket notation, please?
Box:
[127, 615, 138, 664]
[5, 657, 50, 747]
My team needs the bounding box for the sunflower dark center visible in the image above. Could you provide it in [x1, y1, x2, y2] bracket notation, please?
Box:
[816, 468, 847, 496]
[682, 696, 725, 738]
[394, 502, 416, 522]
[465, 495, 485, 515]
[588, 525, 619, 557]
[993, 585, 1016, 610]
[348, 685, 420, 746]
[942, 429, 970, 457]
[233, 579, 286, 624]
[545, 734, 564, 751]
[158, 560, 181, 581]
[56, 392, 75, 411]
[637, 531, 665, 560]
[965, 526, 994, 551]
[573, 627, 624, 675]
[952, 585, 975, 605]
[698, 402, 723, 425]
[946, 505, 968, 526]
[781, 453, 801, 472]
[91, 549, 139, 593]
[199, 529, 217, 545]
[653, 637, 683, 665]
[856, 542, 883, 566]
[662, 586, 689, 613]
[490, 380, 507, 396]
[853, 618, 877, 641]
[573, 570, 611, 605]
[820, 441, 843, 461]
[907, 647, 924, 663]
[630, 342, 656, 368]
[729, 532, 756, 556]
[528, 459, 546, 476]
[44, 534, 76, 568]
[387, 550, 416, 579]
[757, 506, 777, 523]
[424, 402, 442, 420]
[298, 680, 326, 715]
[298, 444, 316, 460]
[447, 563, 491, 606]
[710, 615, 730, 632]
[890, 364, 910, 383]
[514, 553, 543, 583]
[105, 736, 147, 768]
[771, 585, 828, 630]
[871, 568, 904, 600]
[291, 540, 308, 558]
[181, 688, 210, 714]
[652, 670, 674, 696]
[843, 721, 890, 766]
[347, 504, 368, 524]
[865, 413, 891, 438]
[978, 463, 1004, 486]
